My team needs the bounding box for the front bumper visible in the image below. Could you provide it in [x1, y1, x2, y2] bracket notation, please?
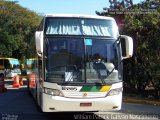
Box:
[42, 93, 122, 112]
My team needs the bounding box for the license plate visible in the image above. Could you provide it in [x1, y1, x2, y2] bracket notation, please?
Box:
[80, 103, 92, 107]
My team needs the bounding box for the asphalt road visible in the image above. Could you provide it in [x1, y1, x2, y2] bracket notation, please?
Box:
[0, 84, 159, 120]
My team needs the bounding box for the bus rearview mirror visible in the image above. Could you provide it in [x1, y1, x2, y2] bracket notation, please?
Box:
[35, 31, 43, 56]
[120, 35, 133, 59]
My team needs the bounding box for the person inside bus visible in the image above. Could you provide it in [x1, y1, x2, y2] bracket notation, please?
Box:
[92, 53, 108, 78]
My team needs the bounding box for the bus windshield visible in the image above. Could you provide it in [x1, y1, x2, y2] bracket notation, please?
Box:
[45, 37, 121, 84]
[45, 18, 119, 38]
[26, 59, 35, 74]
[9, 59, 20, 69]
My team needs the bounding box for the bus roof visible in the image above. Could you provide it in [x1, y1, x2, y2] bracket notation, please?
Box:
[44, 14, 115, 21]
[0, 58, 18, 60]
[27, 58, 38, 61]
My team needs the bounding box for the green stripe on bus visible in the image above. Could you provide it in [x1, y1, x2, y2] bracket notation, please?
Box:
[80, 86, 101, 92]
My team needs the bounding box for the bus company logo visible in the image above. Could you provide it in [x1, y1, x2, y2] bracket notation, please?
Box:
[83, 93, 87, 97]
[62, 87, 77, 91]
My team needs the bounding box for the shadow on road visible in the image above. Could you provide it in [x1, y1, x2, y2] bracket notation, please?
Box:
[0, 87, 104, 120]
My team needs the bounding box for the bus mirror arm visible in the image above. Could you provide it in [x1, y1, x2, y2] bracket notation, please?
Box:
[37, 52, 42, 57]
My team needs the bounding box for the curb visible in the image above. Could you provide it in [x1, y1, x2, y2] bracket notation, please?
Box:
[123, 97, 160, 106]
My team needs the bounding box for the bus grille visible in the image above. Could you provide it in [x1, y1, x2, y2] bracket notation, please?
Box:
[62, 91, 108, 98]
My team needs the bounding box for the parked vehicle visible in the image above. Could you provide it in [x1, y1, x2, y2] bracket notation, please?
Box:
[0, 58, 21, 78]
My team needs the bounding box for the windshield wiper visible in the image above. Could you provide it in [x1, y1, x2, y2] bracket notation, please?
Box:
[93, 58, 123, 85]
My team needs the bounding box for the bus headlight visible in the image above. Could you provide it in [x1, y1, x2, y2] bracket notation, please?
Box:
[44, 88, 63, 97]
[107, 88, 122, 96]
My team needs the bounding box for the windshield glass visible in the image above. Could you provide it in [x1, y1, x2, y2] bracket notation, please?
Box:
[26, 59, 35, 69]
[26, 59, 35, 74]
[9, 59, 20, 69]
[9, 59, 20, 65]
[45, 17, 119, 38]
[45, 37, 121, 84]
[9, 59, 21, 73]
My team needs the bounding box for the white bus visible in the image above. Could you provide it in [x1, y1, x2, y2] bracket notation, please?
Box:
[0, 58, 21, 78]
[27, 14, 133, 112]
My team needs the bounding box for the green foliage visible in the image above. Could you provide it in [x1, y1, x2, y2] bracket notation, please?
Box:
[123, 3, 160, 94]
[0, 0, 41, 62]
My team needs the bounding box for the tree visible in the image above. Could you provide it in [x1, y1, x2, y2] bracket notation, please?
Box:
[0, 0, 41, 62]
